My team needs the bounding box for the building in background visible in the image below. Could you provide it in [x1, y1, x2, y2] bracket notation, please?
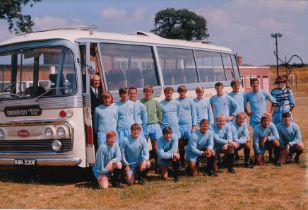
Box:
[237, 56, 270, 92]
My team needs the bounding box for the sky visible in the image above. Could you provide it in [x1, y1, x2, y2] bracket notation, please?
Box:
[0, 0, 307, 66]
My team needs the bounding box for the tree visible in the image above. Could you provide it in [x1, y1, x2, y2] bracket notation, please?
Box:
[151, 8, 209, 41]
[0, 0, 41, 34]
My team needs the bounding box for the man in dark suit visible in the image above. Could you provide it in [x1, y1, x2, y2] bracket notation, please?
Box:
[90, 74, 103, 150]
[90, 74, 103, 115]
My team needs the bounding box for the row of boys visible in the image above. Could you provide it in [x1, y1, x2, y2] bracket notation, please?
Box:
[92, 76, 304, 188]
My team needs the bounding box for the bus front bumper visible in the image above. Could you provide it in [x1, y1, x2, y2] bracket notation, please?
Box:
[0, 157, 82, 166]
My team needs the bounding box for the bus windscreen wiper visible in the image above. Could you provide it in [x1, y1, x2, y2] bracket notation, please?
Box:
[0, 81, 16, 93]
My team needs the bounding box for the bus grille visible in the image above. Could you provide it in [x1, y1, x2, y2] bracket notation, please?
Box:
[0, 139, 72, 153]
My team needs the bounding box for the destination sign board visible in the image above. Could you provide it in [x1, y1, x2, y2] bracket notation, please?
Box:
[4, 105, 42, 117]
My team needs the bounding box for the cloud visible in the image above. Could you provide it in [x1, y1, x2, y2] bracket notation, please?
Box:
[133, 7, 147, 20]
[196, 0, 308, 65]
[100, 8, 127, 20]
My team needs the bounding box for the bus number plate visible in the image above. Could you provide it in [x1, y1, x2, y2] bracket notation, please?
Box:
[14, 159, 37, 166]
[4, 105, 42, 117]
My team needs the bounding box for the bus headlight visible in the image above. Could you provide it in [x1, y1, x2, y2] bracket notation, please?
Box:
[45, 127, 53, 138]
[57, 127, 66, 138]
[0, 129, 4, 139]
[51, 140, 62, 152]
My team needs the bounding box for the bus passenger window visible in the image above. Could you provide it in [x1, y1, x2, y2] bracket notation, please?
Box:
[158, 47, 198, 85]
[100, 43, 159, 90]
[195, 50, 226, 82]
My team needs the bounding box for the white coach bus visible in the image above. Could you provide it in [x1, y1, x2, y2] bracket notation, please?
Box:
[0, 28, 241, 167]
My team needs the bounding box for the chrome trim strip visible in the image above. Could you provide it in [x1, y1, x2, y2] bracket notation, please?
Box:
[0, 96, 84, 111]
[0, 157, 81, 166]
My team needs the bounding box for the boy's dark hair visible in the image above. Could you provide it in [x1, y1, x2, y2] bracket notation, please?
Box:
[128, 86, 137, 92]
[162, 127, 173, 135]
[215, 82, 224, 88]
[250, 78, 259, 85]
[261, 113, 271, 122]
[230, 80, 240, 87]
[164, 86, 174, 93]
[119, 88, 128, 95]
[282, 112, 291, 119]
[131, 123, 141, 131]
[200, 119, 209, 125]
[177, 85, 187, 92]
[143, 85, 154, 93]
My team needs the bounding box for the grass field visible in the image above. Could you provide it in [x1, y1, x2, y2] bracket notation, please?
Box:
[0, 67, 307, 209]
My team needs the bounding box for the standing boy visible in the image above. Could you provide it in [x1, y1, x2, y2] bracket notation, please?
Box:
[210, 82, 238, 122]
[176, 85, 197, 167]
[229, 80, 244, 113]
[271, 76, 295, 124]
[194, 86, 214, 125]
[244, 78, 276, 128]
[140, 85, 163, 169]
[94, 92, 118, 147]
[116, 88, 137, 142]
[160, 87, 181, 139]
[128, 87, 148, 138]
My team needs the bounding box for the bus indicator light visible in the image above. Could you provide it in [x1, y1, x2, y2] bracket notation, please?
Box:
[59, 110, 67, 118]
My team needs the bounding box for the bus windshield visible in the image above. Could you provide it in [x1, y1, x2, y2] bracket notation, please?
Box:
[0, 46, 77, 100]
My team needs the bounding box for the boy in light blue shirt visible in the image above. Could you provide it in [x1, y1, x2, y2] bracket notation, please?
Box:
[176, 85, 197, 167]
[230, 112, 253, 168]
[244, 78, 276, 128]
[211, 115, 237, 173]
[157, 127, 180, 182]
[186, 119, 216, 176]
[121, 123, 150, 185]
[128, 87, 148, 138]
[194, 86, 214, 126]
[210, 82, 238, 122]
[92, 131, 122, 189]
[116, 88, 137, 142]
[277, 112, 304, 165]
[94, 92, 118, 147]
[253, 114, 280, 165]
[160, 87, 181, 138]
[228, 80, 244, 113]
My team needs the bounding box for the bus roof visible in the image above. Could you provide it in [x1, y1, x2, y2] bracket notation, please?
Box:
[0, 29, 234, 53]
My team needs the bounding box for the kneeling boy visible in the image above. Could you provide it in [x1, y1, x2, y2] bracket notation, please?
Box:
[277, 112, 304, 165]
[186, 119, 216, 176]
[253, 114, 280, 165]
[121, 123, 150, 185]
[92, 131, 122, 189]
[157, 127, 180, 182]
[230, 112, 253, 168]
[211, 115, 237, 173]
